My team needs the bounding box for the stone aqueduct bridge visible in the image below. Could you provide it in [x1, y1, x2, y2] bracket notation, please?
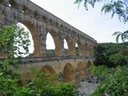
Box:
[0, 0, 97, 82]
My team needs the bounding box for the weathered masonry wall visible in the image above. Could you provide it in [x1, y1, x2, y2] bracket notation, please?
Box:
[0, 0, 97, 58]
[19, 57, 94, 83]
[0, 0, 97, 83]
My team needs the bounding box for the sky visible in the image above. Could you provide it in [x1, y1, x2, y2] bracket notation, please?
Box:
[29, 0, 127, 43]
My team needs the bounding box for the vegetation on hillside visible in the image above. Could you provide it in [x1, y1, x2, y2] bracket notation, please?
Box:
[94, 42, 128, 67]
[90, 42, 128, 96]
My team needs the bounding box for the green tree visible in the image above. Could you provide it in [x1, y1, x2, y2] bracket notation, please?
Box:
[91, 65, 128, 96]
[74, 0, 128, 42]
[113, 30, 128, 43]
[74, 0, 128, 23]
[0, 24, 31, 96]
[0, 24, 31, 58]
[94, 42, 128, 66]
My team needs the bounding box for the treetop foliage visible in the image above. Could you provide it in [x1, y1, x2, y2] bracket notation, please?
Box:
[113, 30, 128, 43]
[74, 0, 128, 23]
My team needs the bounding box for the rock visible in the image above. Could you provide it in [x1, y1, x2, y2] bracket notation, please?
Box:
[77, 76, 101, 96]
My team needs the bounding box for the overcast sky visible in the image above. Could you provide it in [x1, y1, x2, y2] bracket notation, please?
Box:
[29, 0, 127, 44]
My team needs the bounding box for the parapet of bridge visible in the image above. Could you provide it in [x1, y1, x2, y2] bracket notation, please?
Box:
[0, 0, 97, 83]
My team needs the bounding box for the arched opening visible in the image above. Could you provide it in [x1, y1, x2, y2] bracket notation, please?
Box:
[42, 65, 56, 75]
[84, 43, 88, 56]
[75, 43, 79, 56]
[76, 40, 83, 56]
[19, 21, 43, 57]
[87, 61, 92, 68]
[65, 36, 74, 55]
[85, 61, 92, 77]
[89, 45, 94, 56]
[78, 62, 85, 80]
[16, 23, 34, 57]
[46, 33, 55, 57]
[42, 65, 58, 82]
[48, 29, 62, 56]
[94, 60, 97, 65]
[64, 39, 68, 55]
[63, 63, 75, 82]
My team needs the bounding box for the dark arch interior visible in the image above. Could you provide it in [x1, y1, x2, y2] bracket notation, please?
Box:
[42, 65, 55, 75]
[78, 62, 85, 79]
[85, 61, 92, 77]
[63, 63, 75, 82]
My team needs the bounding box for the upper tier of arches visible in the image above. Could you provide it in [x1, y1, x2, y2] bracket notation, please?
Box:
[0, 0, 97, 58]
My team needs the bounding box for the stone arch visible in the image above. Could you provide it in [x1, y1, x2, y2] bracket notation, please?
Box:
[65, 36, 74, 55]
[76, 40, 83, 56]
[78, 62, 85, 80]
[17, 23, 34, 56]
[88, 44, 92, 56]
[85, 61, 92, 78]
[47, 29, 62, 56]
[63, 63, 75, 82]
[90, 45, 95, 56]
[93, 60, 97, 65]
[63, 39, 68, 55]
[42, 65, 56, 75]
[20, 20, 43, 57]
[46, 32, 55, 57]
[87, 61, 92, 68]
[84, 42, 88, 56]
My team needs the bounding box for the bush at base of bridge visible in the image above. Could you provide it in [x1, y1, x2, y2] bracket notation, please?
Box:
[21, 67, 77, 96]
[90, 65, 128, 96]
[40, 83, 77, 96]
[14, 72, 77, 96]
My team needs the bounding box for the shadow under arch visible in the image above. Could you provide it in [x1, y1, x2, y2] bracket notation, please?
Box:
[47, 29, 62, 56]
[42, 65, 56, 75]
[85, 61, 92, 78]
[78, 62, 85, 80]
[87, 61, 92, 68]
[63, 63, 75, 82]
[20, 21, 43, 57]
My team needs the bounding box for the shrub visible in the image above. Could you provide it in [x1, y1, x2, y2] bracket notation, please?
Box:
[91, 65, 128, 96]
